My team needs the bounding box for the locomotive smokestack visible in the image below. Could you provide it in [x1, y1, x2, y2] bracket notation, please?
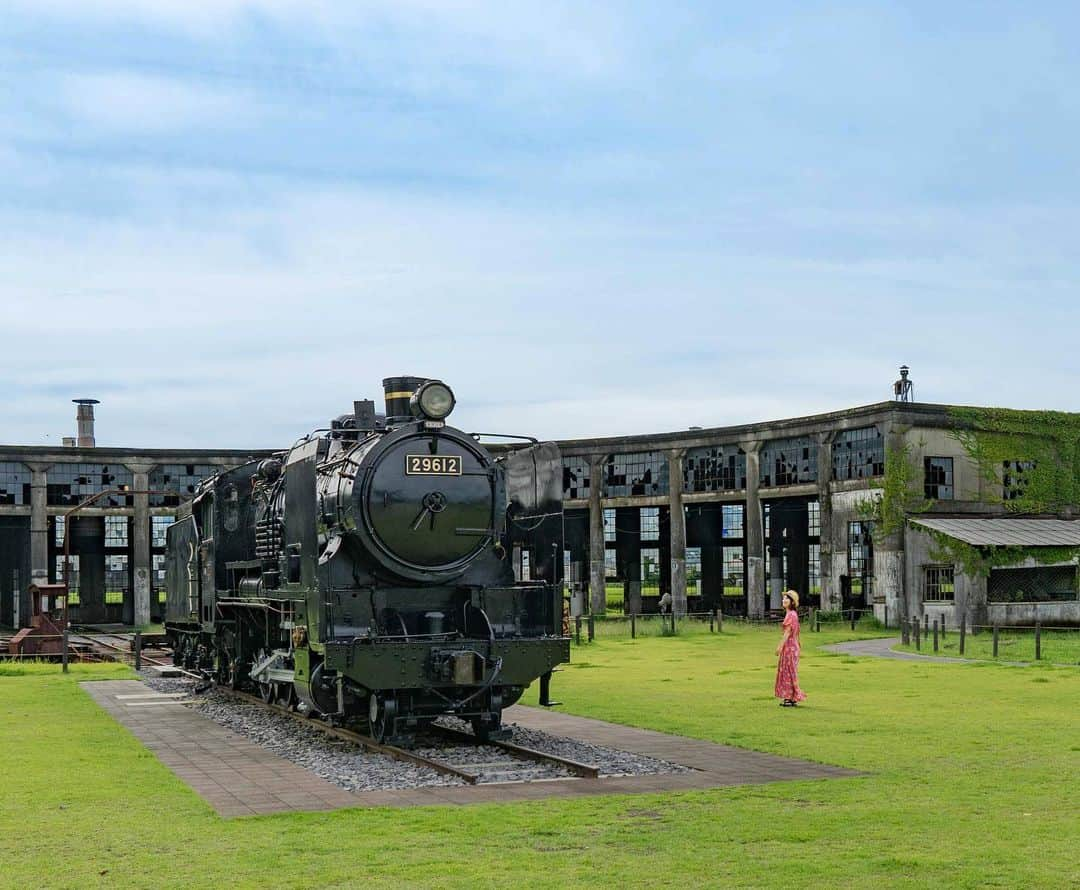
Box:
[382, 376, 425, 426]
[73, 398, 100, 447]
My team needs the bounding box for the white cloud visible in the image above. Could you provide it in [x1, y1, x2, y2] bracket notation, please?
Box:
[59, 72, 253, 133]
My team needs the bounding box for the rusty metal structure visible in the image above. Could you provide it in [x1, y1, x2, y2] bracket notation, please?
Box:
[8, 582, 69, 656]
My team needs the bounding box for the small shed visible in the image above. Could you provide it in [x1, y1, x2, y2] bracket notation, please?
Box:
[909, 518, 1080, 626]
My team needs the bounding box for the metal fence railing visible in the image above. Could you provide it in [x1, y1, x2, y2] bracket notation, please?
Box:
[898, 615, 1080, 664]
[569, 607, 885, 643]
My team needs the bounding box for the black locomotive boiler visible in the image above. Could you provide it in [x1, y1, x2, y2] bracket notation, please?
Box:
[164, 376, 568, 744]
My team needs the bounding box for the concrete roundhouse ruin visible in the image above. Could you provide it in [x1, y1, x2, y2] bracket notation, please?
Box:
[2, 392, 1079, 630]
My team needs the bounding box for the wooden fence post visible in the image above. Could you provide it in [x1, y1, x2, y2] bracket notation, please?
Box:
[992, 624, 999, 657]
[134, 631, 142, 671]
[62, 629, 69, 674]
[901, 619, 909, 646]
[914, 619, 921, 651]
[709, 611, 714, 633]
[631, 612, 636, 639]
[933, 618, 939, 653]
[850, 608, 856, 631]
[575, 616, 582, 645]
[1035, 621, 1041, 661]
[959, 616, 966, 655]
[717, 609, 723, 633]
[587, 615, 595, 643]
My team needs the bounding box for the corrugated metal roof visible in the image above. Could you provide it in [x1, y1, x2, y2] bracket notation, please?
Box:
[910, 518, 1080, 547]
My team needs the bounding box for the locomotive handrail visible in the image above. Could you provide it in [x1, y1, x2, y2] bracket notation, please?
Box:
[469, 432, 540, 443]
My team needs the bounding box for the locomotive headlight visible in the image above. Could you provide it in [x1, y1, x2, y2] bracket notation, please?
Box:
[412, 380, 456, 420]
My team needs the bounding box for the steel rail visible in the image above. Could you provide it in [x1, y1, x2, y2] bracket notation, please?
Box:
[211, 687, 484, 785]
[430, 723, 601, 779]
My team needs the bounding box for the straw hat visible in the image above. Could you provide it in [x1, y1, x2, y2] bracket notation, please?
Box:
[782, 590, 799, 608]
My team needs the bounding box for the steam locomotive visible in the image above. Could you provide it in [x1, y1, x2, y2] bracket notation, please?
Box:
[164, 377, 568, 744]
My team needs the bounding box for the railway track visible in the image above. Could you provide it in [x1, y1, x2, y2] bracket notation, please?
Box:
[198, 685, 597, 786]
[67, 630, 199, 677]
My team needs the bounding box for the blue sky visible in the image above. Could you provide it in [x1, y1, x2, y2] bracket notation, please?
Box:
[3, 2, 1078, 448]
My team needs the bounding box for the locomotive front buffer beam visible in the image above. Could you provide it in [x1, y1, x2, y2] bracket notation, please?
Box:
[325, 637, 569, 691]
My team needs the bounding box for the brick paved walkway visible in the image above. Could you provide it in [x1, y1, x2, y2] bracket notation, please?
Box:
[82, 680, 861, 817]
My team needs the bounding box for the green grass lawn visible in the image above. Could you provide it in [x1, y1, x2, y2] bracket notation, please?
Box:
[2, 626, 1078, 889]
[896, 627, 1080, 665]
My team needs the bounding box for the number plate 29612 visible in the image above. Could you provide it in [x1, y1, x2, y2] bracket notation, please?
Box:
[405, 454, 462, 475]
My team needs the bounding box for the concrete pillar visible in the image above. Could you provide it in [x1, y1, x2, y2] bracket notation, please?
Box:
[743, 443, 765, 618]
[27, 464, 50, 584]
[876, 423, 907, 622]
[965, 572, 988, 629]
[816, 432, 837, 610]
[127, 463, 154, 627]
[588, 454, 607, 615]
[668, 449, 687, 617]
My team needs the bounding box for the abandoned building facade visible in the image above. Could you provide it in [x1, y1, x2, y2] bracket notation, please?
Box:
[2, 398, 1079, 630]
[555, 400, 1080, 628]
[0, 403, 269, 628]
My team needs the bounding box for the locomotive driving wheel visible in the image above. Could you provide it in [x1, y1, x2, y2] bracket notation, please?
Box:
[368, 692, 398, 744]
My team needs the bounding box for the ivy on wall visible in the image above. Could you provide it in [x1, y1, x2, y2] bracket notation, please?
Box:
[926, 532, 1078, 578]
[938, 408, 1080, 574]
[856, 411, 1080, 575]
[949, 406, 1080, 513]
[857, 441, 930, 538]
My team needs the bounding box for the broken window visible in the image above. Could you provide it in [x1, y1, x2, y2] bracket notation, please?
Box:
[760, 437, 818, 486]
[684, 445, 746, 492]
[153, 553, 167, 603]
[105, 555, 129, 605]
[0, 461, 31, 505]
[848, 521, 874, 598]
[149, 464, 218, 507]
[924, 565, 955, 602]
[686, 547, 702, 595]
[603, 508, 616, 543]
[604, 549, 618, 578]
[562, 456, 591, 500]
[1002, 459, 1036, 502]
[924, 457, 954, 500]
[808, 499, 821, 536]
[46, 463, 133, 506]
[602, 452, 668, 497]
[832, 427, 885, 480]
[152, 515, 175, 548]
[639, 507, 659, 541]
[54, 554, 79, 604]
[640, 547, 661, 595]
[722, 504, 744, 539]
[105, 516, 129, 548]
[723, 547, 744, 597]
[809, 543, 821, 595]
[54, 516, 66, 548]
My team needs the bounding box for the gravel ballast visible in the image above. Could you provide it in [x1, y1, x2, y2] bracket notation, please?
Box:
[138, 672, 690, 792]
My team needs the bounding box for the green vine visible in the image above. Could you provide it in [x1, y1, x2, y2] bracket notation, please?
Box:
[857, 442, 930, 538]
[925, 530, 1079, 578]
[949, 406, 1080, 513]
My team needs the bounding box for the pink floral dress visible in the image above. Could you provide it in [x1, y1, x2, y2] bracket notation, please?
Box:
[774, 610, 806, 702]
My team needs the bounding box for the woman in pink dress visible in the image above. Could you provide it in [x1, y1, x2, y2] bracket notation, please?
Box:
[775, 590, 806, 707]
